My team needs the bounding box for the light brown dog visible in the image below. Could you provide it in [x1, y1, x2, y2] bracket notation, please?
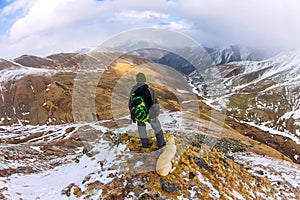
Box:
[156, 135, 176, 176]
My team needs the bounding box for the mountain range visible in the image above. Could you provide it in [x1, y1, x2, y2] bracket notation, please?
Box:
[0, 46, 299, 199]
[132, 45, 268, 74]
[194, 49, 300, 164]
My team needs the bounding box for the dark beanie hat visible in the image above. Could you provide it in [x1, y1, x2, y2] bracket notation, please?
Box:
[136, 72, 146, 83]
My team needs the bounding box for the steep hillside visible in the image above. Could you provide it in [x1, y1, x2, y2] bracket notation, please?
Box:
[194, 50, 300, 163]
[0, 53, 152, 125]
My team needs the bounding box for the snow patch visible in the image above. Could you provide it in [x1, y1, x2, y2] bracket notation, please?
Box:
[21, 112, 30, 116]
[234, 152, 300, 191]
[240, 120, 300, 145]
[282, 109, 300, 120]
[176, 89, 190, 94]
[232, 190, 245, 200]
[197, 172, 220, 199]
[5, 155, 96, 200]
[0, 67, 51, 83]
[134, 161, 144, 168]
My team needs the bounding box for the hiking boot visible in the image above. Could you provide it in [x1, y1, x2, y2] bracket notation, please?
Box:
[156, 130, 166, 148]
[157, 142, 166, 149]
[140, 138, 149, 148]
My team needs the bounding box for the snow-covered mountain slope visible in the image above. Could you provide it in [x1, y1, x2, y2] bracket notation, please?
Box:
[0, 58, 19, 70]
[226, 50, 300, 132]
[206, 45, 266, 65]
[0, 112, 299, 199]
[227, 49, 300, 86]
[192, 49, 300, 163]
[132, 45, 267, 67]
[135, 45, 267, 99]
[0, 65, 58, 83]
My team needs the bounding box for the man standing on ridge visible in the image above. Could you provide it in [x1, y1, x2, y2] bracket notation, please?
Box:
[128, 72, 166, 148]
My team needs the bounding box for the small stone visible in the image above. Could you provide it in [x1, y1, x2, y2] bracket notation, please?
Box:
[189, 172, 196, 179]
[256, 170, 264, 175]
[193, 157, 212, 172]
[160, 178, 180, 193]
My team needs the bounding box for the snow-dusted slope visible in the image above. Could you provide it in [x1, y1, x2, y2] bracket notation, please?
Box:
[230, 49, 300, 84]
[0, 58, 19, 70]
[206, 45, 266, 65]
[193, 49, 300, 163]
[0, 112, 299, 199]
[226, 50, 300, 127]
[0, 66, 57, 83]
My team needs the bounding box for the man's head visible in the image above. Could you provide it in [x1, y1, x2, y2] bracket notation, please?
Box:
[136, 72, 146, 83]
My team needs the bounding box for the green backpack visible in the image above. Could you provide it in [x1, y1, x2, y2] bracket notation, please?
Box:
[129, 84, 153, 123]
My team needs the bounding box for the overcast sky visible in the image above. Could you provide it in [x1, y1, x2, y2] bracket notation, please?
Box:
[0, 0, 299, 59]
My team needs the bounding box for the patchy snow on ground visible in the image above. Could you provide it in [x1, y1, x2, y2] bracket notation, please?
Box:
[0, 124, 126, 199]
[0, 122, 108, 144]
[2, 155, 96, 200]
[243, 120, 300, 145]
[282, 109, 300, 120]
[234, 152, 300, 199]
[0, 111, 299, 199]
[0, 112, 192, 199]
[197, 172, 220, 199]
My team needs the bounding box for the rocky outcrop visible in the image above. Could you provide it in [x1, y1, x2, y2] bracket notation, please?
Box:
[62, 132, 285, 199]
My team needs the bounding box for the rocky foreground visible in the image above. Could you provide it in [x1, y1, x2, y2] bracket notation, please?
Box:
[0, 113, 299, 199]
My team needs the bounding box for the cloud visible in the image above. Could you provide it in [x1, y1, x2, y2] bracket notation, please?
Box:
[9, 0, 102, 41]
[0, 0, 299, 58]
[0, 0, 33, 16]
[113, 10, 169, 23]
[0, 0, 186, 58]
[166, 20, 192, 31]
[109, 10, 192, 31]
[0, 0, 35, 35]
[174, 0, 300, 50]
